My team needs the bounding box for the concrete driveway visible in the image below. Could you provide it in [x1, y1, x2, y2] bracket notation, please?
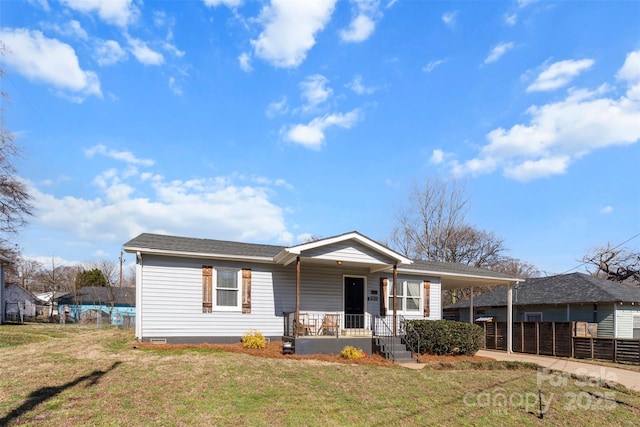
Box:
[476, 350, 640, 393]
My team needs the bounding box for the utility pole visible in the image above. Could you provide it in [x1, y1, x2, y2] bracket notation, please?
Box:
[119, 250, 123, 288]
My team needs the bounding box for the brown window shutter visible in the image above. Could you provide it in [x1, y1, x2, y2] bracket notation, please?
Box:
[380, 277, 388, 316]
[202, 266, 213, 313]
[242, 269, 251, 314]
[423, 281, 430, 318]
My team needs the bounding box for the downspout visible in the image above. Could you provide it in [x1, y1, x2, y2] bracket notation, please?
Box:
[295, 256, 300, 338]
[393, 264, 397, 336]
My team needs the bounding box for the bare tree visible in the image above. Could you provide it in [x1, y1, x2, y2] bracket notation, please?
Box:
[90, 259, 119, 287]
[391, 178, 469, 261]
[490, 257, 541, 279]
[389, 178, 534, 304]
[0, 48, 33, 250]
[581, 244, 640, 285]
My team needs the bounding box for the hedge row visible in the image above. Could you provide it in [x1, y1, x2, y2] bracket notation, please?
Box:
[405, 319, 484, 356]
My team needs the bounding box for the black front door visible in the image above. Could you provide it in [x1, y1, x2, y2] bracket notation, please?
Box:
[344, 277, 364, 328]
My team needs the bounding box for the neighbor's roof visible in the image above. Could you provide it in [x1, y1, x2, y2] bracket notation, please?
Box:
[446, 273, 640, 309]
[57, 286, 136, 306]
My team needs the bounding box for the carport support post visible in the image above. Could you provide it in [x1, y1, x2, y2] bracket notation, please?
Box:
[295, 256, 300, 338]
[507, 282, 513, 353]
[393, 264, 397, 336]
[469, 287, 474, 324]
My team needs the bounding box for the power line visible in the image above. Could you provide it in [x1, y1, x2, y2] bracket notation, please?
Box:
[560, 232, 640, 275]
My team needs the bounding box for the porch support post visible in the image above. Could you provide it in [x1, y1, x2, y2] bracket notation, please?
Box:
[295, 256, 300, 338]
[393, 264, 397, 337]
[469, 286, 474, 324]
[507, 282, 513, 353]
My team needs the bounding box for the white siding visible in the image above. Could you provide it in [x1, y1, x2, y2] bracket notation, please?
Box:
[302, 241, 394, 265]
[616, 305, 640, 339]
[137, 255, 445, 340]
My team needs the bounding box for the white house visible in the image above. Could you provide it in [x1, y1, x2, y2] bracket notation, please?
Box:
[123, 231, 520, 356]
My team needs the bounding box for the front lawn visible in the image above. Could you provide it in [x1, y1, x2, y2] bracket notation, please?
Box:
[1, 324, 639, 426]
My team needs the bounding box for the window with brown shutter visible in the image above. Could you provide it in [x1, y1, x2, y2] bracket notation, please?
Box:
[202, 266, 213, 313]
[380, 277, 388, 316]
[242, 269, 251, 314]
[423, 281, 430, 318]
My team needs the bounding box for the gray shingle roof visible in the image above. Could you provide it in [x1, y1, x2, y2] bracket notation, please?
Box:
[123, 233, 284, 258]
[445, 273, 640, 309]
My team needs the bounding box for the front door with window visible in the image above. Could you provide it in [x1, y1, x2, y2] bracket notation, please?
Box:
[344, 277, 365, 328]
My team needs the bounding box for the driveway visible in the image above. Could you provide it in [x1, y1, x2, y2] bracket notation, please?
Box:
[476, 350, 640, 393]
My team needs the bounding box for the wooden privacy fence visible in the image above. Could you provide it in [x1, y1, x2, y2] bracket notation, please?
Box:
[478, 321, 640, 365]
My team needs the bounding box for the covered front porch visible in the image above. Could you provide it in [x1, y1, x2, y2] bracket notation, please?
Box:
[282, 312, 417, 357]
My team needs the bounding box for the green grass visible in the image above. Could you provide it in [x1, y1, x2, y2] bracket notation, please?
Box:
[1, 324, 640, 426]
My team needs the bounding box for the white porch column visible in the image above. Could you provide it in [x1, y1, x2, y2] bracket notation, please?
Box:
[469, 287, 474, 324]
[507, 283, 513, 353]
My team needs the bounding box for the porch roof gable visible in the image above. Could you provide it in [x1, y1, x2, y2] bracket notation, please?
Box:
[273, 231, 413, 267]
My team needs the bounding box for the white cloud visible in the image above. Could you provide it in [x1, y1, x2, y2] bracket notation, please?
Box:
[340, 0, 381, 43]
[438, 50, 640, 181]
[60, 0, 139, 27]
[442, 11, 457, 28]
[251, 0, 337, 68]
[346, 75, 375, 95]
[484, 41, 515, 64]
[518, 0, 539, 7]
[423, 59, 447, 73]
[601, 206, 613, 214]
[30, 154, 292, 245]
[504, 13, 517, 26]
[299, 74, 333, 111]
[238, 52, 252, 72]
[168, 77, 183, 96]
[527, 58, 595, 92]
[340, 15, 375, 43]
[0, 28, 101, 100]
[127, 37, 164, 66]
[95, 40, 127, 66]
[85, 144, 154, 166]
[284, 109, 361, 149]
[266, 96, 288, 118]
[203, 0, 243, 7]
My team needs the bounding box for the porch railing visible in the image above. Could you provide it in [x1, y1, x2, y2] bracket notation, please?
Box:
[283, 312, 373, 337]
[374, 315, 420, 361]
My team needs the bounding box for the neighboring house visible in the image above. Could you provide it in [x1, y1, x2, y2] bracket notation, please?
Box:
[4, 283, 39, 322]
[0, 254, 12, 324]
[57, 286, 136, 327]
[34, 291, 71, 320]
[444, 273, 640, 339]
[123, 231, 520, 354]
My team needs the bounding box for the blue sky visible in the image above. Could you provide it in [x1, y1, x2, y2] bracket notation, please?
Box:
[1, 0, 639, 275]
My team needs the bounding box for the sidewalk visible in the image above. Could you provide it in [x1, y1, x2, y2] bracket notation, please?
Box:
[398, 350, 640, 392]
[476, 350, 640, 392]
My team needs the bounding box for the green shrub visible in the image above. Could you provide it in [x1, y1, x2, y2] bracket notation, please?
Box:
[241, 329, 266, 349]
[405, 319, 484, 356]
[340, 345, 366, 359]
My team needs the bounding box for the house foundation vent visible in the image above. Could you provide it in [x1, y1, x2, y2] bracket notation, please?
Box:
[150, 338, 167, 344]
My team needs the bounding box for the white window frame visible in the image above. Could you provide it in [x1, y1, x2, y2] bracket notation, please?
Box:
[524, 312, 543, 322]
[214, 268, 242, 311]
[632, 314, 640, 339]
[387, 279, 422, 314]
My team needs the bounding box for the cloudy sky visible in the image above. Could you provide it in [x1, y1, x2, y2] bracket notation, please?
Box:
[1, 0, 639, 274]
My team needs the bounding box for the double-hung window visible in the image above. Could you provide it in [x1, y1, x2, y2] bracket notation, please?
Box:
[388, 279, 422, 313]
[215, 268, 240, 310]
[203, 266, 242, 312]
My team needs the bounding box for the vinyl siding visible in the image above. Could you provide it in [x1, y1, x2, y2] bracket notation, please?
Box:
[137, 255, 443, 340]
[302, 241, 395, 265]
[616, 305, 640, 339]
